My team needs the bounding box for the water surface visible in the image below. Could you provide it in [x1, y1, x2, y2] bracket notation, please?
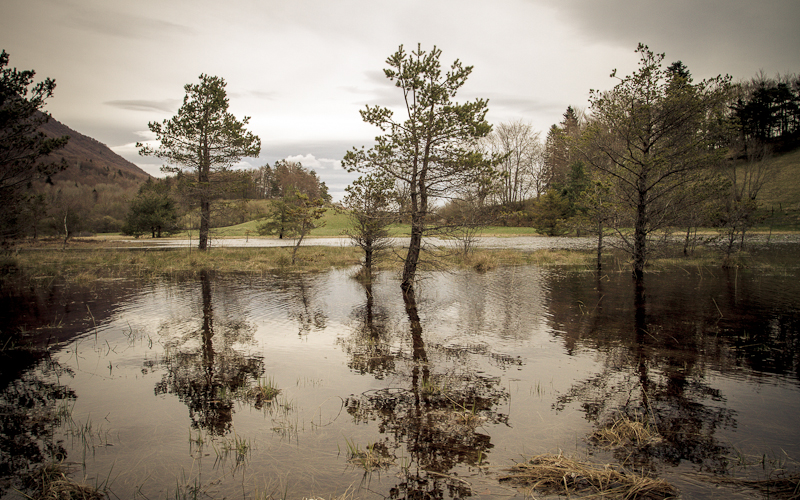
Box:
[1, 247, 799, 499]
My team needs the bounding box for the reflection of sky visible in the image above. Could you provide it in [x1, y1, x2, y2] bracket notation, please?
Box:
[18, 261, 799, 498]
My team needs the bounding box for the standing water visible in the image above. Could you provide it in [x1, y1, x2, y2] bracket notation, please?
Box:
[1, 246, 799, 499]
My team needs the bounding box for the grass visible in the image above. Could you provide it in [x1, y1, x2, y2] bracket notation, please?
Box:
[5, 246, 364, 281]
[22, 462, 107, 500]
[241, 376, 281, 409]
[175, 209, 410, 238]
[756, 148, 800, 229]
[4, 229, 798, 284]
[499, 452, 677, 499]
[590, 414, 662, 449]
[342, 438, 395, 471]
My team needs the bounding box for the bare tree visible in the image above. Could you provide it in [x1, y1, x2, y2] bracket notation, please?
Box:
[718, 139, 774, 256]
[482, 120, 544, 206]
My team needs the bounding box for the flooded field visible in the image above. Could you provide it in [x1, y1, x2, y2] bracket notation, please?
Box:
[2, 244, 799, 499]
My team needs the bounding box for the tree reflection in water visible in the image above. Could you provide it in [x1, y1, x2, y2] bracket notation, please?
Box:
[282, 274, 327, 336]
[154, 271, 264, 435]
[0, 357, 75, 496]
[344, 283, 508, 499]
[553, 275, 736, 473]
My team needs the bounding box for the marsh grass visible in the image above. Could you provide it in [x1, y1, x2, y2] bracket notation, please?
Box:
[706, 474, 800, 499]
[23, 462, 106, 500]
[590, 415, 662, 449]
[342, 438, 394, 471]
[8, 246, 364, 281]
[705, 448, 800, 499]
[7, 237, 797, 285]
[241, 376, 281, 409]
[499, 452, 676, 499]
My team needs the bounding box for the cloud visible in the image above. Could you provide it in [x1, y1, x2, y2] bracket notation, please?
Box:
[284, 154, 341, 170]
[229, 90, 279, 101]
[64, 4, 194, 40]
[105, 99, 180, 113]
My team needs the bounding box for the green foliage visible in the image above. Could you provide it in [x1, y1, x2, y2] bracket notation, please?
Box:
[257, 191, 327, 264]
[1, 50, 69, 243]
[341, 174, 396, 270]
[123, 180, 179, 238]
[137, 74, 261, 250]
[732, 74, 800, 148]
[530, 189, 570, 236]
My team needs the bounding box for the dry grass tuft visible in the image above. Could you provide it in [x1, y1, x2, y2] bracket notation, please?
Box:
[25, 462, 105, 500]
[499, 452, 677, 499]
[591, 415, 662, 448]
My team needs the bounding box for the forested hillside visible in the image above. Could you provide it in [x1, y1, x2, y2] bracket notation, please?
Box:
[39, 116, 149, 187]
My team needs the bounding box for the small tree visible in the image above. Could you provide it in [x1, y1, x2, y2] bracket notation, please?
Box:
[717, 139, 773, 257]
[1, 50, 69, 243]
[343, 44, 498, 290]
[138, 74, 260, 250]
[258, 191, 326, 264]
[529, 189, 570, 236]
[341, 174, 396, 274]
[123, 187, 179, 238]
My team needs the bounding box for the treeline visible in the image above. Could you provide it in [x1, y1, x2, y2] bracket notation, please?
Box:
[122, 160, 330, 238]
[433, 56, 798, 269]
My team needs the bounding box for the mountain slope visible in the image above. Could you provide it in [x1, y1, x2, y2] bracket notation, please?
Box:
[39, 116, 150, 187]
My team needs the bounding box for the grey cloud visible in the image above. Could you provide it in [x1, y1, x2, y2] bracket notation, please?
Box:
[104, 99, 179, 113]
[229, 90, 279, 101]
[547, 0, 800, 78]
[65, 8, 194, 40]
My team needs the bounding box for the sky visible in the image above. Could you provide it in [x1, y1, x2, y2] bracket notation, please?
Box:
[3, 0, 799, 201]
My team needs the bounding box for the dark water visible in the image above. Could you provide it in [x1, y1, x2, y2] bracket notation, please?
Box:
[1, 247, 799, 499]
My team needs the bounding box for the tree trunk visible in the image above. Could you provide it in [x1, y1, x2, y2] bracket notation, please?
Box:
[402, 214, 423, 291]
[633, 190, 647, 280]
[364, 245, 373, 272]
[291, 231, 305, 265]
[596, 220, 603, 271]
[683, 226, 691, 256]
[199, 197, 210, 250]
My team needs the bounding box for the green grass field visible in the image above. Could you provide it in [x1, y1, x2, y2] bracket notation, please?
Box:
[203, 209, 545, 239]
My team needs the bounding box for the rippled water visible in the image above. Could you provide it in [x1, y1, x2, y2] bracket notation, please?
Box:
[1, 246, 799, 499]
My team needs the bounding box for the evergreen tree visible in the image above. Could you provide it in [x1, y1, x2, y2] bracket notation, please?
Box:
[138, 74, 260, 250]
[343, 44, 498, 290]
[1, 50, 69, 243]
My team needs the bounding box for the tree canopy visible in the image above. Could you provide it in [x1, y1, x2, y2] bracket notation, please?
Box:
[343, 44, 497, 289]
[581, 44, 732, 278]
[138, 74, 261, 250]
[1, 50, 69, 242]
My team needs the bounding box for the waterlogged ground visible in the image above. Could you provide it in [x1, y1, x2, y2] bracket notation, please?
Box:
[2, 244, 800, 499]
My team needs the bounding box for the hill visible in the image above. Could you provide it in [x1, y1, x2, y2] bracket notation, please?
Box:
[39, 115, 150, 187]
[756, 147, 800, 229]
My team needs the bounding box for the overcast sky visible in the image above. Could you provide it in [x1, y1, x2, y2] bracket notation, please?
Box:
[3, 0, 799, 200]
